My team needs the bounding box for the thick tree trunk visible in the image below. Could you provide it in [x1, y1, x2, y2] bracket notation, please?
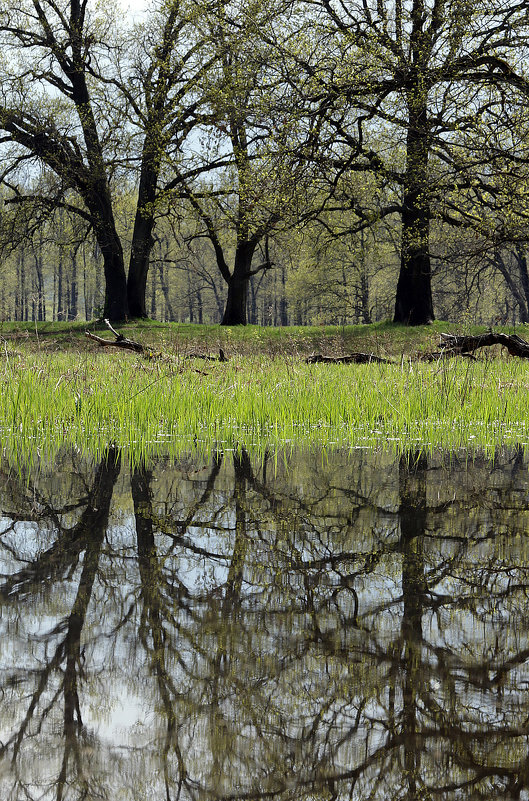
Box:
[87, 189, 128, 321]
[222, 276, 249, 325]
[221, 243, 256, 326]
[127, 135, 161, 319]
[394, 90, 434, 325]
[90, 215, 128, 321]
[127, 222, 154, 319]
[101, 241, 129, 321]
[68, 67, 130, 322]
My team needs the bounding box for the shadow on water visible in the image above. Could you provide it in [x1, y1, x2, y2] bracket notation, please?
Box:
[1, 445, 529, 799]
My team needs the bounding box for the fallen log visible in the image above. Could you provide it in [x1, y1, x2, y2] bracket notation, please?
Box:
[184, 348, 228, 362]
[85, 319, 144, 352]
[306, 352, 391, 364]
[437, 332, 529, 358]
[85, 322, 228, 362]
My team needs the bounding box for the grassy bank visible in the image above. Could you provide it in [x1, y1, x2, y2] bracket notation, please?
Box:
[0, 318, 497, 357]
[1, 321, 529, 463]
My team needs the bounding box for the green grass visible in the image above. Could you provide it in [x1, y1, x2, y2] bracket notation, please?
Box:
[0, 318, 506, 357]
[2, 323, 529, 464]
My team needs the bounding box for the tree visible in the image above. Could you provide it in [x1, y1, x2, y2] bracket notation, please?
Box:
[125, 0, 216, 317]
[168, 0, 317, 325]
[290, 0, 529, 324]
[0, 0, 208, 320]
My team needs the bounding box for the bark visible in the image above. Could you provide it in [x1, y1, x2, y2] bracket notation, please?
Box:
[159, 262, 175, 321]
[85, 319, 144, 353]
[517, 250, 529, 317]
[83, 245, 91, 321]
[221, 242, 256, 326]
[126, 0, 186, 320]
[150, 265, 157, 319]
[34, 234, 46, 321]
[197, 286, 203, 324]
[394, 62, 434, 324]
[57, 248, 65, 321]
[437, 331, 529, 358]
[127, 165, 157, 318]
[222, 275, 249, 325]
[16, 248, 25, 321]
[69, 251, 78, 321]
[91, 216, 128, 322]
[279, 263, 288, 326]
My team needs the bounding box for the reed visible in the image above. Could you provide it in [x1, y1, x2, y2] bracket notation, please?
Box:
[2, 341, 529, 464]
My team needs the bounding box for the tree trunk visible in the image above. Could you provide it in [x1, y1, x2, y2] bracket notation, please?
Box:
[197, 286, 203, 324]
[222, 276, 249, 325]
[515, 249, 529, 322]
[127, 222, 154, 319]
[83, 244, 91, 321]
[248, 276, 258, 324]
[394, 89, 434, 325]
[221, 242, 256, 326]
[69, 67, 130, 322]
[127, 136, 161, 319]
[159, 262, 175, 321]
[69, 251, 78, 321]
[279, 263, 288, 325]
[57, 248, 65, 321]
[97, 229, 128, 321]
[17, 247, 26, 321]
[150, 264, 157, 319]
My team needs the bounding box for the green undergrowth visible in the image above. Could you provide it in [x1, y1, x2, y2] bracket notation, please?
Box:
[2, 338, 529, 465]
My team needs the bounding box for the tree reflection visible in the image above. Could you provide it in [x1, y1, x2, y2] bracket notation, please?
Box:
[0, 445, 121, 800]
[1, 447, 529, 799]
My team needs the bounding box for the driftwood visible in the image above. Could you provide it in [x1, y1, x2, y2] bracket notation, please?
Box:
[184, 348, 228, 362]
[306, 352, 391, 364]
[436, 332, 529, 359]
[85, 321, 228, 362]
[85, 319, 144, 352]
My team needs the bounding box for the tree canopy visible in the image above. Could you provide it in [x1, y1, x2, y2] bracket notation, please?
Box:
[1, 0, 529, 323]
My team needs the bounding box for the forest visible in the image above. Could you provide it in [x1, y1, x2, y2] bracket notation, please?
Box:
[1, 0, 529, 326]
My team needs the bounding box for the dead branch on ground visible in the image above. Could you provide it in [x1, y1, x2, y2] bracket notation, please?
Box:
[85, 320, 144, 352]
[434, 332, 529, 359]
[306, 352, 391, 364]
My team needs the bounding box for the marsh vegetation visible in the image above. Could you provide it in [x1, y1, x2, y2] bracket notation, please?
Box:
[1, 322, 529, 462]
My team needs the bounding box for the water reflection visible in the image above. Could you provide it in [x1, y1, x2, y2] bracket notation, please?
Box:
[1, 446, 529, 799]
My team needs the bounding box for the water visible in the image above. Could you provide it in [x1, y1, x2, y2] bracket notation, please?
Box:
[1, 445, 529, 800]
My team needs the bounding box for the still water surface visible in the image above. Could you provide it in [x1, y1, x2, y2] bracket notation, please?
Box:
[1, 446, 529, 800]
